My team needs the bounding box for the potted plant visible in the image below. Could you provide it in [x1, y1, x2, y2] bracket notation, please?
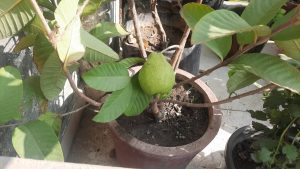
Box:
[0, 0, 300, 169]
[225, 88, 300, 169]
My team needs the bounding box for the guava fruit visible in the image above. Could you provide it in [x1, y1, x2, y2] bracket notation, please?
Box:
[138, 52, 175, 96]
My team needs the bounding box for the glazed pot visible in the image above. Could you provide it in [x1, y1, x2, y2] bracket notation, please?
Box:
[109, 68, 222, 169]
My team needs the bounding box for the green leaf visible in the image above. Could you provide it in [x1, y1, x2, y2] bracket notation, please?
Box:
[0, 66, 22, 124]
[90, 22, 129, 43]
[192, 10, 264, 44]
[272, 8, 300, 41]
[249, 110, 267, 121]
[254, 147, 273, 163]
[13, 34, 36, 52]
[252, 121, 270, 132]
[80, 28, 119, 60]
[180, 3, 214, 29]
[93, 82, 133, 122]
[56, 17, 85, 64]
[241, 0, 287, 26]
[54, 0, 79, 28]
[40, 53, 67, 100]
[119, 57, 145, 68]
[227, 68, 260, 93]
[12, 120, 64, 161]
[38, 112, 61, 136]
[232, 53, 300, 94]
[0, 0, 35, 39]
[253, 138, 278, 150]
[205, 36, 232, 60]
[124, 76, 152, 116]
[83, 62, 130, 92]
[83, 48, 117, 63]
[23, 76, 46, 108]
[263, 89, 287, 109]
[237, 31, 256, 46]
[80, 0, 111, 17]
[282, 144, 298, 162]
[276, 39, 300, 62]
[33, 34, 54, 72]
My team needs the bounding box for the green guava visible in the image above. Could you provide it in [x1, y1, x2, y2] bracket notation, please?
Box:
[138, 52, 175, 96]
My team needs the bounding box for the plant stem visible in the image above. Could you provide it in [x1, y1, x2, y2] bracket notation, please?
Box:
[150, 0, 167, 46]
[64, 69, 101, 107]
[271, 118, 298, 165]
[60, 103, 91, 117]
[175, 9, 300, 87]
[151, 95, 161, 120]
[29, 0, 53, 41]
[128, 0, 147, 59]
[171, 27, 191, 70]
[160, 84, 276, 108]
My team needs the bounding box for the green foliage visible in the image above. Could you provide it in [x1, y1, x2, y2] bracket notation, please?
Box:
[0, 0, 35, 39]
[124, 76, 152, 116]
[250, 89, 300, 168]
[119, 57, 145, 68]
[191, 10, 265, 44]
[180, 3, 214, 29]
[0, 66, 23, 124]
[33, 34, 54, 72]
[38, 112, 62, 136]
[40, 53, 67, 100]
[241, 0, 287, 25]
[83, 62, 130, 92]
[232, 53, 300, 94]
[276, 39, 300, 62]
[206, 36, 232, 60]
[12, 120, 64, 161]
[56, 17, 85, 64]
[13, 34, 37, 52]
[54, 0, 79, 28]
[93, 80, 133, 123]
[227, 67, 259, 94]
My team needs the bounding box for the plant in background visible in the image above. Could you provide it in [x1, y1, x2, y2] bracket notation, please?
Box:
[250, 88, 300, 168]
[0, 0, 300, 162]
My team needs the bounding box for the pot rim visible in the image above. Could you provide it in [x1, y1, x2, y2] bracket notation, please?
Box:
[109, 68, 222, 157]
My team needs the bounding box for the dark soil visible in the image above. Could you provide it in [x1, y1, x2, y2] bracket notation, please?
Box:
[232, 139, 264, 169]
[117, 84, 209, 147]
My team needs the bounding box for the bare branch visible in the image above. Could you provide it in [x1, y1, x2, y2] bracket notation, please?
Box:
[29, 0, 53, 40]
[176, 13, 300, 87]
[171, 27, 191, 70]
[161, 84, 276, 108]
[150, 0, 167, 45]
[64, 69, 101, 107]
[128, 0, 147, 59]
[60, 103, 91, 117]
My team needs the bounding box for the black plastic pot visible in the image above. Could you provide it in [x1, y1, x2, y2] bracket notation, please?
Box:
[225, 126, 254, 169]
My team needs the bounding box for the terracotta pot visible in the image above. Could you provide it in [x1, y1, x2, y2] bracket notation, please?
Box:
[108, 68, 222, 169]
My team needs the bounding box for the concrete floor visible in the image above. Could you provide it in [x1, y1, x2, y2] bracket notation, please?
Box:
[67, 43, 278, 169]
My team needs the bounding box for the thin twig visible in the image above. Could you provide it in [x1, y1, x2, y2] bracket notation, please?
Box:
[77, 0, 90, 16]
[29, 0, 53, 39]
[64, 69, 101, 107]
[161, 84, 276, 108]
[0, 121, 27, 128]
[171, 27, 191, 70]
[175, 14, 300, 87]
[150, 0, 167, 46]
[128, 0, 147, 59]
[60, 103, 91, 117]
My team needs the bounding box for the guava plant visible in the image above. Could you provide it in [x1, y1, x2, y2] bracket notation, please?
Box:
[0, 0, 300, 162]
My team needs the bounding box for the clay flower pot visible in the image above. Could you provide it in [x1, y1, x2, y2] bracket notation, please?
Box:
[108, 68, 222, 169]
